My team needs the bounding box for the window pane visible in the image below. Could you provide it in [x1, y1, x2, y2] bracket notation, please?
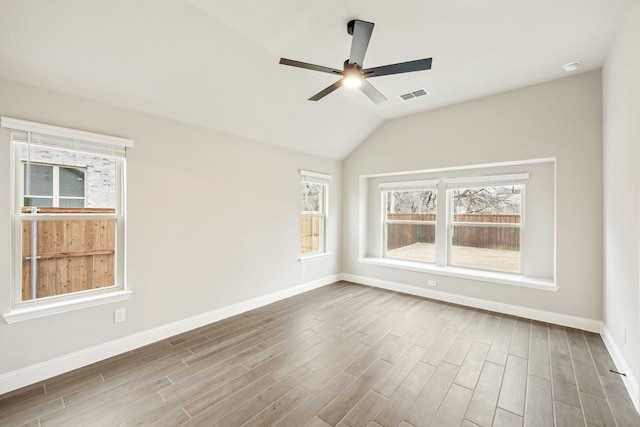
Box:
[59, 198, 85, 208]
[24, 164, 53, 197]
[386, 223, 435, 262]
[450, 185, 522, 273]
[24, 197, 53, 208]
[301, 216, 322, 254]
[452, 186, 521, 217]
[20, 145, 116, 210]
[450, 225, 520, 273]
[21, 219, 116, 300]
[59, 166, 85, 197]
[301, 182, 323, 213]
[386, 190, 436, 216]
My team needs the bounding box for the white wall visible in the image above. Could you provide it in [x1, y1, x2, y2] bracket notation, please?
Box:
[0, 77, 341, 376]
[602, 0, 640, 401]
[343, 71, 603, 321]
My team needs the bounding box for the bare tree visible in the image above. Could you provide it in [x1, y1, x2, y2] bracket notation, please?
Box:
[453, 186, 521, 214]
[301, 182, 321, 211]
[387, 190, 436, 214]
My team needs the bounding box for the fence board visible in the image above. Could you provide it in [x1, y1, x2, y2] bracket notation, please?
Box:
[21, 208, 116, 300]
[301, 216, 321, 253]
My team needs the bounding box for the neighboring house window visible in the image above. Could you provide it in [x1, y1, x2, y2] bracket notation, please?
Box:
[23, 163, 86, 208]
[2, 117, 133, 322]
[300, 170, 330, 256]
[381, 174, 527, 274]
[382, 181, 437, 263]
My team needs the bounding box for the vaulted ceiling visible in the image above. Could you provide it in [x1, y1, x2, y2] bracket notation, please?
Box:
[0, 0, 632, 159]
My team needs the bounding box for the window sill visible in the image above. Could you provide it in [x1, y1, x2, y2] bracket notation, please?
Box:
[359, 257, 557, 292]
[299, 253, 330, 263]
[3, 290, 132, 324]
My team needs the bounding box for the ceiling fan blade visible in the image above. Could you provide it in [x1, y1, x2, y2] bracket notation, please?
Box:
[363, 58, 432, 78]
[359, 80, 387, 104]
[279, 58, 342, 75]
[348, 20, 374, 67]
[309, 80, 344, 101]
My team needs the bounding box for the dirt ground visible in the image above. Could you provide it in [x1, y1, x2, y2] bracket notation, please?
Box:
[386, 242, 520, 273]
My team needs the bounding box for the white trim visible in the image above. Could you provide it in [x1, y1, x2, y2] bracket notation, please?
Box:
[361, 158, 554, 179]
[340, 273, 597, 331]
[359, 257, 556, 291]
[443, 173, 529, 187]
[0, 275, 337, 395]
[299, 169, 331, 182]
[379, 179, 438, 190]
[601, 326, 640, 413]
[299, 253, 331, 263]
[3, 290, 133, 324]
[1, 117, 133, 148]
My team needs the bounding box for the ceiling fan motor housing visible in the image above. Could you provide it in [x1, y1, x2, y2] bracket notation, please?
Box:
[343, 60, 362, 74]
[347, 19, 356, 35]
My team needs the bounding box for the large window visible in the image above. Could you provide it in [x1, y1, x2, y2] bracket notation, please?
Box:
[2, 117, 133, 319]
[380, 174, 527, 275]
[382, 181, 437, 263]
[448, 184, 523, 273]
[300, 170, 330, 257]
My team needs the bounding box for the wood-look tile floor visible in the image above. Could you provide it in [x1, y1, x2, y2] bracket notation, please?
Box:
[1, 282, 639, 426]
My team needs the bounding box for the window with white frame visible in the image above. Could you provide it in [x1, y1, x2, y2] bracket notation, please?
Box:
[2, 117, 133, 317]
[300, 170, 330, 256]
[380, 173, 527, 275]
[446, 180, 524, 273]
[382, 181, 437, 263]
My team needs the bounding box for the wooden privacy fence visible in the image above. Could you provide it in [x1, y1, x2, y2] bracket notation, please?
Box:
[301, 216, 321, 253]
[387, 213, 520, 251]
[22, 207, 115, 300]
[387, 214, 436, 251]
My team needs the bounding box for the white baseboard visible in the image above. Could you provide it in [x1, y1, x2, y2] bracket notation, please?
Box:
[601, 326, 640, 412]
[339, 273, 602, 333]
[0, 275, 337, 395]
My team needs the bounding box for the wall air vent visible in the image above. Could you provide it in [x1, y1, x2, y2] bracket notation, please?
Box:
[399, 88, 429, 100]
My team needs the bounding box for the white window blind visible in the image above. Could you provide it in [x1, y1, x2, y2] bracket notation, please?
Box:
[443, 173, 529, 189]
[379, 179, 438, 191]
[1, 117, 134, 157]
[300, 169, 331, 184]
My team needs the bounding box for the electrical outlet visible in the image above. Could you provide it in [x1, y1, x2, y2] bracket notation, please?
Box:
[427, 280, 437, 287]
[623, 325, 627, 343]
[301, 265, 306, 275]
[114, 308, 126, 323]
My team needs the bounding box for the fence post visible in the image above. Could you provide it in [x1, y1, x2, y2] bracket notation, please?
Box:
[30, 206, 38, 300]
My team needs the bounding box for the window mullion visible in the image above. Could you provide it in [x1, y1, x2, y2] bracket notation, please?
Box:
[435, 181, 448, 267]
[52, 165, 60, 207]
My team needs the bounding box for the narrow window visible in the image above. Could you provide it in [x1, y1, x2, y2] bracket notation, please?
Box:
[3, 117, 133, 311]
[382, 181, 437, 263]
[300, 170, 330, 256]
[448, 184, 524, 273]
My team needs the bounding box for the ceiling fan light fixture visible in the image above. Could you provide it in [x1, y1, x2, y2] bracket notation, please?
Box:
[343, 69, 363, 88]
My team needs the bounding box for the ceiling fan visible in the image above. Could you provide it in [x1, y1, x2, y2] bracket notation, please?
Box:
[279, 19, 432, 104]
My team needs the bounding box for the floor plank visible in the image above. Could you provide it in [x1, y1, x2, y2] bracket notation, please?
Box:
[465, 361, 505, 426]
[498, 355, 527, 416]
[524, 375, 553, 427]
[404, 361, 459, 427]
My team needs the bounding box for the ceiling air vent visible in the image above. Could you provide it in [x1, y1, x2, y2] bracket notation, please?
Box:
[399, 88, 429, 100]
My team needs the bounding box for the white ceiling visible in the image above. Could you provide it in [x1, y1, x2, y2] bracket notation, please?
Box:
[0, 0, 633, 160]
